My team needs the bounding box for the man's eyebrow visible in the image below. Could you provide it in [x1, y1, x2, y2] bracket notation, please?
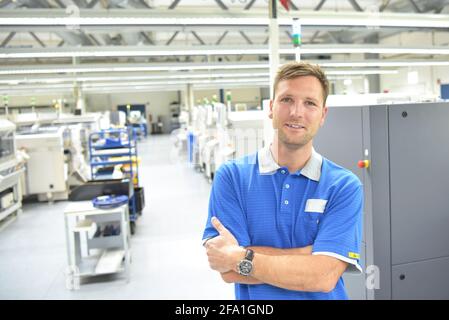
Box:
[278, 93, 293, 98]
[305, 96, 319, 103]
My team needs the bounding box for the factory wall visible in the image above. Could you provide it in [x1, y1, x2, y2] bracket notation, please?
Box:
[379, 31, 449, 97]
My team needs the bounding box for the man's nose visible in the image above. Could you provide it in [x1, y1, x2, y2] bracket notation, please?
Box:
[289, 102, 305, 118]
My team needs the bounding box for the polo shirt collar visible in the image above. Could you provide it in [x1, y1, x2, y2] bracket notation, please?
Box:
[257, 145, 323, 181]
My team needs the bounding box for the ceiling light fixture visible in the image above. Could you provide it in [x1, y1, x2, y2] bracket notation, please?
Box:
[1, 45, 449, 59]
[2, 11, 449, 29]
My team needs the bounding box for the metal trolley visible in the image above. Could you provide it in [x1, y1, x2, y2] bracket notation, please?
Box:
[88, 128, 141, 234]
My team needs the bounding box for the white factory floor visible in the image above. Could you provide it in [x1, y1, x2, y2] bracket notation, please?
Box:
[0, 134, 234, 300]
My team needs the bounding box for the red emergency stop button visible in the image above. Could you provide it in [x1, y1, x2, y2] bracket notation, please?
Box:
[358, 160, 370, 168]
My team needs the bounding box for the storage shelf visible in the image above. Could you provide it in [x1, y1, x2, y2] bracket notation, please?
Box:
[76, 252, 125, 277]
[88, 235, 123, 249]
[91, 147, 135, 156]
[93, 143, 132, 150]
[90, 160, 133, 166]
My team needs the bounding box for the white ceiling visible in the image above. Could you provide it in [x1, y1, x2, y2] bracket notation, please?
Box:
[0, 0, 448, 94]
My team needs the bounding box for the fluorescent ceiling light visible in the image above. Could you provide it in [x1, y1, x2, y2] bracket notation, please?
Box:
[326, 70, 398, 75]
[0, 72, 271, 85]
[0, 17, 267, 26]
[280, 46, 449, 55]
[0, 78, 270, 94]
[0, 69, 395, 86]
[0, 62, 269, 75]
[0, 48, 266, 59]
[0, 60, 444, 78]
[0, 69, 396, 91]
[320, 60, 449, 67]
[82, 77, 269, 88]
[2, 45, 449, 59]
[2, 10, 449, 28]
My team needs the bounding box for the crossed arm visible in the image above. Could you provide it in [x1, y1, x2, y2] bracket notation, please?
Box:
[219, 245, 313, 285]
[205, 217, 348, 293]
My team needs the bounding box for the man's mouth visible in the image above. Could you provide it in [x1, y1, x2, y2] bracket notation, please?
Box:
[285, 123, 305, 130]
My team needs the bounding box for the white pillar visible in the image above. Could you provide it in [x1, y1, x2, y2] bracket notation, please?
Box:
[268, 0, 280, 101]
[74, 85, 85, 114]
[266, 0, 280, 147]
[187, 83, 194, 111]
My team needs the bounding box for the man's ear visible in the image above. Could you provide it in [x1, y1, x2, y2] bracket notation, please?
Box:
[268, 100, 274, 119]
[320, 105, 328, 127]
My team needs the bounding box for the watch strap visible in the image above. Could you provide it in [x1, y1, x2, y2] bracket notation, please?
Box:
[245, 248, 254, 261]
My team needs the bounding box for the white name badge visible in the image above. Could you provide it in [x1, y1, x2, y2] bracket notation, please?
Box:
[305, 199, 328, 213]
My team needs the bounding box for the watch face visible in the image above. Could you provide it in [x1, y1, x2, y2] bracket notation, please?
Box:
[239, 260, 253, 276]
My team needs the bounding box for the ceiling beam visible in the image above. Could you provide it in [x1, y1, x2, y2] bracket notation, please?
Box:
[348, 0, 363, 12]
[244, 0, 257, 10]
[0, 0, 13, 8]
[168, 0, 181, 9]
[87, 0, 99, 8]
[215, 31, 228, 45]
[214, 0, 228, 10]
[0, 32, 15, 48]
[239, 31, 253, 45]
[165, 31, 179, 46]
[288, 0, 298, 11]
[54, 0, 66, 8]
[310, 31, 320, 43]
[140, 32, 155, 45]
[71, 0, 88, 8]
[379, 0, 391, 12]
[87, 34, 102, 46]
[408, 0, 422, 13]
[191, 31, 206, 45]
[315, 0, 326, 11]
[326, 31, 339, 43]
[29, 32, 46, 47]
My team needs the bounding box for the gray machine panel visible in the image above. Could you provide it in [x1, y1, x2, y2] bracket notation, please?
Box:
[388, 103, 449, 265]
[392, 256, 449, 299]
[314, 106, 367, 300]
[314, 106, 364, 182]
[369, 106, 392, 300]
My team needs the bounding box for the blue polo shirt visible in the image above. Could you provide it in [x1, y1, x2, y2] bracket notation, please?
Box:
[202, 146, 363, 300]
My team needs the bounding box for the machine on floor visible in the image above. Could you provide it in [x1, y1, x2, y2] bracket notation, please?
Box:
[0, 119, 25, 229]
[15, 126, 68, 202]
[313, 101, 449, 299]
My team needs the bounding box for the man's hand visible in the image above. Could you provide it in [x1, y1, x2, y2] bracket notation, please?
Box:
[205, 217, 245, 273]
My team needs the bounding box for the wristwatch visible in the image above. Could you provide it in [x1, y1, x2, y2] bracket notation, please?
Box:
[237, 248, 254, 276]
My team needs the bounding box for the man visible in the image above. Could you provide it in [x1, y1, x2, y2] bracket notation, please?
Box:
[202, 62, 363, 300]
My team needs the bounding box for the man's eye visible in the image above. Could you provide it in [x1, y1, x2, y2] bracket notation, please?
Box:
[306, 101, 317, 106]
[281, 97, 293, 103]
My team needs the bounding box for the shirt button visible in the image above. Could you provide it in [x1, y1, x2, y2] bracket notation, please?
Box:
[284, 200, 289, 205]
[285, 184, 290, 189]
[281, 170, 286, 174]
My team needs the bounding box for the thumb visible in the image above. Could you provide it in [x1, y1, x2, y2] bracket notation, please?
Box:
[211, 217, 230, 236]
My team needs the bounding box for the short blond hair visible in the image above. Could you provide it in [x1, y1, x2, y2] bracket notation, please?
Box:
[273, 62, 329, 106]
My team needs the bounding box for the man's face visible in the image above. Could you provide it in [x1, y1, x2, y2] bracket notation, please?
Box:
[269, 76, 328, 150]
